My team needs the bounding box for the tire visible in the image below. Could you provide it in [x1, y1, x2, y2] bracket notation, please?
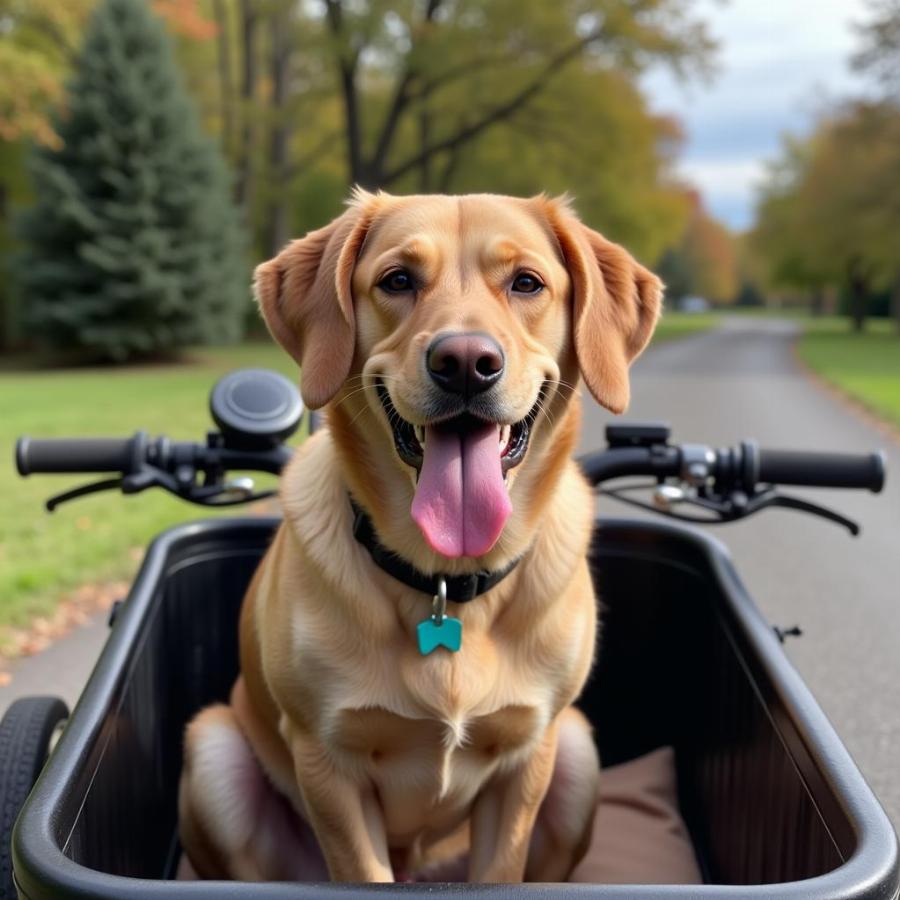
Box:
[0, 697, 69, 900]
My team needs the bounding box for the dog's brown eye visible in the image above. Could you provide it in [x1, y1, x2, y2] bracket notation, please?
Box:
[511, 272, 544, 294]
[378, 270, 414, 293]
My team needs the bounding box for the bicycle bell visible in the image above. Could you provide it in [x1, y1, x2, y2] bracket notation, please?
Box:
[209, 368, 304, 450]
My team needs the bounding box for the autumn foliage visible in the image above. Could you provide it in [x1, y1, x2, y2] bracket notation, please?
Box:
[151, 0, 217, 41]
[0, 1, 214, 145]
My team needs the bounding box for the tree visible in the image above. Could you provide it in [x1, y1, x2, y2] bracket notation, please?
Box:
[0, 1, 94, 347]
[750, 138, 828, 306]
[15, 0, 248, 361]
[0, 0, 223, 350]
[0, 0, 216, 146]
[164, 1, 714, 258]
[852, 0, 900, 330]
[751, 0, 900, 330]
[0, 1, 94, 146]
[679, 202, 737, 303]
[751, 103, 900, 330]
[813, 104, 900, 331]
[731, 234, 767, 309]
[413, 65, 692, 263]
[310, 0, 714, 191]
[656, 192, 737, 304]
[853, 0, 900, 94]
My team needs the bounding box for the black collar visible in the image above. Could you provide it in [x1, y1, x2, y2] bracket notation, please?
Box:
[349, 498, 521, 602]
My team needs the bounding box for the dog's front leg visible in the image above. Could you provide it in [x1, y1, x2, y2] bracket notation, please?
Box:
[288, 728, 393, 882]
[467, 721, 559, 883]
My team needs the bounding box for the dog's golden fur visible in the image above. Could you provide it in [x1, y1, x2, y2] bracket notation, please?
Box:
[178, 191, 661, 883]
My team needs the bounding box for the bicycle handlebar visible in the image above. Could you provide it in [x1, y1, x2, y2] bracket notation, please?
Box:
[16, 432, 291, 482]
[17, 431, 886, 495]
[16, 436, 140, 476]
[577, 442, 884, 494]
[756, 447, 885, 491]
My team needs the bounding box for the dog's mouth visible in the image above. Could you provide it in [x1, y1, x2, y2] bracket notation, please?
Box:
[375, 381, 542, 560]
[376, 382, 540, 478]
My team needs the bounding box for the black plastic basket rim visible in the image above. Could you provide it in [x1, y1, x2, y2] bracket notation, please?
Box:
[11, 517, 900, 899]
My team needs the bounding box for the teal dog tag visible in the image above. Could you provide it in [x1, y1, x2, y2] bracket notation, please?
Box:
[417, 616, 462, 655]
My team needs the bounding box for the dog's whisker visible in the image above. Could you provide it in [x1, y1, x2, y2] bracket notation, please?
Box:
[334, 375, 406, 407]
[541, 378, 578, 397]
[330, 387, 377, 411]
[336, 385, 372, 400]
[533, 397, 556, 429]
[347, 404, 374, 428]
[341, 373, 404, 389]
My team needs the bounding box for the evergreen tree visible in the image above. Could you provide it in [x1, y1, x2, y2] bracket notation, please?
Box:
[16, 0, 247, 361]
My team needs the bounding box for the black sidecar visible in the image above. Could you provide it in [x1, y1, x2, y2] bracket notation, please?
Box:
[8, 514, 899, 899]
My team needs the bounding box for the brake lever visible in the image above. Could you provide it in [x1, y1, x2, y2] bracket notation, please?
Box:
[189, 489, 277, 507]
[45, 466, 175, 511]
[598, 483, 862, 535]
[46, 478, 124, 512]
[688, 486, 861, 535]
[745, 492, 861, 536]
[44, 464, 276, 511]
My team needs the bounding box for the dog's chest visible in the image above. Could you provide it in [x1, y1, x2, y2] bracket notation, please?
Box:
[329, 702, 541, 837]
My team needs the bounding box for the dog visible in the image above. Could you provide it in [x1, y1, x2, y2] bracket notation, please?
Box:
[178, 190, 662, 883]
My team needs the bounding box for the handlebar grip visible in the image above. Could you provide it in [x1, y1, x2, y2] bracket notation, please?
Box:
[16, 436, 140, 476]
[757, 448, 886, 493]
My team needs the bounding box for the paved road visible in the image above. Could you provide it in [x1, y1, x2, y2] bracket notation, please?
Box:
[2, 316, 898, 829]
[0, 615, 110, 715]
[579, 316, 900, 828]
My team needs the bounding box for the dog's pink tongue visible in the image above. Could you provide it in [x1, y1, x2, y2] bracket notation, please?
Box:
[411, 423, 511, 558]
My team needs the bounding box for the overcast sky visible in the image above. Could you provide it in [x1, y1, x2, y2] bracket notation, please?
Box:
[642, 0, 870, 231]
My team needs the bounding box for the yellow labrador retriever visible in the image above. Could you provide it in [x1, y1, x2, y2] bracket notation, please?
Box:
[178, 191, 661, 883]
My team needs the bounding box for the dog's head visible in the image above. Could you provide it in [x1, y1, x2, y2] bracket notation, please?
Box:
[256, 191, 661, 560]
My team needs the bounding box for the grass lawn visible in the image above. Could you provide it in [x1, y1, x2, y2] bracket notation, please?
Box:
[651, 311, 720, 343]
[0, 342, 297, 634]
[796, 317, 900, 429]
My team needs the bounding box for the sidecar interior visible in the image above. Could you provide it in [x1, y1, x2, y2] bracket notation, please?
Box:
[10, 517, 899, 899]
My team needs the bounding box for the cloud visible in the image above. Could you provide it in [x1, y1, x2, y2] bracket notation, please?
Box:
[643, 0, 869, 230]
[678, 159, 767, 230]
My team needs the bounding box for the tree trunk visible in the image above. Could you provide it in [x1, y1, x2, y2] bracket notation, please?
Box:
[437, 131, 465, 191]
[846, 257, 868, 333]
[212, 0, 235, 158]
[0, 181, 9, 350]
[418, 105, 432, 191]
[323, 0, 365, 185]
[810, 287, 824, 317]
[367, 0, 444, 190]
[235, 0, 259, 216]
[340, 61, 365, 185]
[266, 3, 293, 257]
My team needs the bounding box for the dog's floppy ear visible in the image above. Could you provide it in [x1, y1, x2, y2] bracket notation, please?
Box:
[254, 193, 378, 409]
[546, 200, 663, 414]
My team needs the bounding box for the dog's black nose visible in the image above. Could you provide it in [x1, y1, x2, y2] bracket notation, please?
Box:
[427, 332, 504, 399]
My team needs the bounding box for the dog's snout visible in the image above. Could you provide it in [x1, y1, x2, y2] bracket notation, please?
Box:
[427, 332, 504, 399]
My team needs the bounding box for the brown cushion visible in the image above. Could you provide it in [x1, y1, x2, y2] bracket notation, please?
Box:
[570, 746, 702, 885]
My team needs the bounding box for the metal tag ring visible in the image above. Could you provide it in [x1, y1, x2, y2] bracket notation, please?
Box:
[431, 576, 448, 625]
